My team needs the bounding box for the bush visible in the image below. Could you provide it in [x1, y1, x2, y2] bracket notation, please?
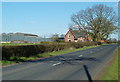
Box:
[2, 45, 45, 60]
[2, 42, 99, 60]
[70, 42, 83, 48]
[96, 42, 102, 45]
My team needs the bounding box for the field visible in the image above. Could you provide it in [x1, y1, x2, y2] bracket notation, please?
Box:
[0, 43, 41, 46]
[0, 42, 65, 46]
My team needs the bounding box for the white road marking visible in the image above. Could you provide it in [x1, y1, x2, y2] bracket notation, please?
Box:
[90, 51, 93, 53]
[52, 62, 61, 66]
[79, 55, 83, 57]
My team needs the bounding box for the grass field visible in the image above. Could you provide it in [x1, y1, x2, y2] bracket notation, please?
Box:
[0, 42, 111, 46]
[1, 45, 99, 65]
[0, 43, 41, 46]
[101, 47, 119, 80]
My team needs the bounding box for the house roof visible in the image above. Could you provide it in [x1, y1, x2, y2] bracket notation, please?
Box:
[64, 28, 75, 37]
[69, 29, 87, 39]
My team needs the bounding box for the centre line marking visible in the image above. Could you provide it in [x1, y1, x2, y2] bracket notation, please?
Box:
[90, 51, 93, 53]
[52, 62, 61, 66]
[79, 55, 83, 57]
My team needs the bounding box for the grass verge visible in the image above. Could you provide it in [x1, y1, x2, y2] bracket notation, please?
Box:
[1, 45, 100, 66]
[101, 47, 119, 80]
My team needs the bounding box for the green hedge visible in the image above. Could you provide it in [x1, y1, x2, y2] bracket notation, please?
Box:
[2, 42, 100, 60]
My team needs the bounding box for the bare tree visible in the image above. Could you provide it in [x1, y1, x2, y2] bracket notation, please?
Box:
[71, 4, 117, 41]
[51, 34, 60, 42]
[50, 34, 61, 51]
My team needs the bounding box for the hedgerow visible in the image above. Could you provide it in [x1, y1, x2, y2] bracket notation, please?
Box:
[2, 42, 100, 60]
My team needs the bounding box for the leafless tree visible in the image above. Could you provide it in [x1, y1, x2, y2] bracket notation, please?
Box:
[71, 4, 117, 41]
[51, 34, 60, 42]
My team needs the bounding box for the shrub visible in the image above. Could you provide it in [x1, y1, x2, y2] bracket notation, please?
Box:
[2, 42, 99, 60]
[2, 45, 45, 60]
[97, 42, 102, 45]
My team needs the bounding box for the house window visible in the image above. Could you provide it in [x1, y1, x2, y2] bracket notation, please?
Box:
[68, 34, 71, 38]
[68, 40, 71, 42]
[80, 40, 83, 42]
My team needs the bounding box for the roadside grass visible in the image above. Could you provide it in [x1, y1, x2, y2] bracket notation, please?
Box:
[1, 45, 100, 66]
[101, 43, 117, 46]
[101, 47, 119, 80]
[101, 43, 109, 45]
[0, 60, 16, 65]
[37, 45, 100, 57]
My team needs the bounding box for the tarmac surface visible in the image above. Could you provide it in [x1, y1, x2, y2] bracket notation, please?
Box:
[2, 44, 119, 80]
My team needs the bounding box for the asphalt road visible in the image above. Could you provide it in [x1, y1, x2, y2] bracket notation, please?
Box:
[2, 44, 119, 80]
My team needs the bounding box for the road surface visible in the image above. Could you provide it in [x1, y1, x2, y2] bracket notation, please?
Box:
[2, 44, 119, 80]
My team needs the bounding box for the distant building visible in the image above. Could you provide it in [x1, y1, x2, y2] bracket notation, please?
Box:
[0, 33, 52, 43]
[58, 34, 65, 41]
[15, 33, 38, 37]
[64, 28, 92, 42]
[100, 40, 105, 43]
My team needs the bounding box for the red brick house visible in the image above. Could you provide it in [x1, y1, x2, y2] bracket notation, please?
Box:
[64, 28, 92, 42]
[100, 40, 105, 43]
